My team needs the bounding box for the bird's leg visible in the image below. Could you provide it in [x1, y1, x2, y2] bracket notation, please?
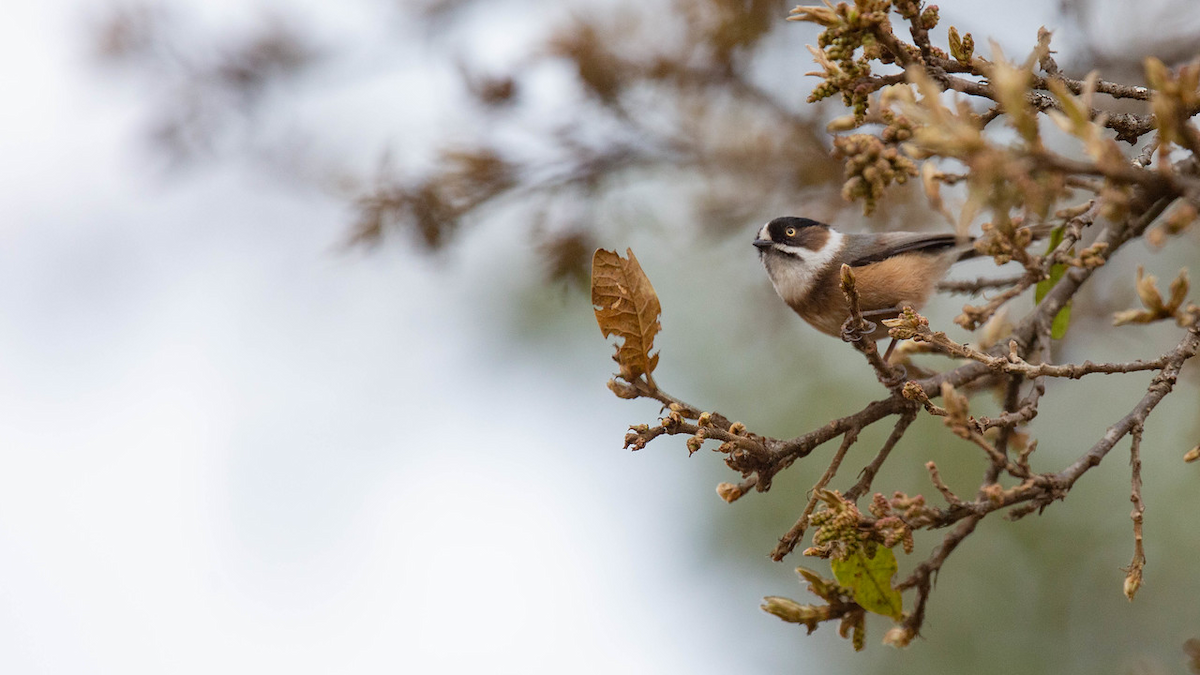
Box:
[871, 308, 912, 387]
[882, 338, 899, 362]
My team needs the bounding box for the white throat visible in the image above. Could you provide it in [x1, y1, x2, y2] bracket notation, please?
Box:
[759, 226, 845, 303]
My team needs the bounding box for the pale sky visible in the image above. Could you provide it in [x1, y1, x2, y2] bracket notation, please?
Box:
[0, 2, 751, 672]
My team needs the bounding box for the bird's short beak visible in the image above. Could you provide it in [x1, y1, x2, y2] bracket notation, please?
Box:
[752, 238, 773, 250]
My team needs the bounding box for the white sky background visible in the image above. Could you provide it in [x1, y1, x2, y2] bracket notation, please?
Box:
[2, 0, 1180, 673]
[0, 1, 787, 672]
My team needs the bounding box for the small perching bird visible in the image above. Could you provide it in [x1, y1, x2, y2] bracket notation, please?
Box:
[753, 216, 990, 342]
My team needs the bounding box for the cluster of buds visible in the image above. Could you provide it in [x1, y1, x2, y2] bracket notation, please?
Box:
[790, 0, 893, 118]
[687, 412, 715, 454]
[882, 71, 987, 159]
[660, 407, 686, 433]
[806, 489, 921, 558]
[885, 491, 941, 527]
[947, 25, 974, 63]
[973, 219, 1038, 266]
[833, 134, 918, 214]
[624, 423, 652, 450]
[879, 109, 915, 143]
[868, 494, 915, 553]
[892, 0, 939, 28]
[882, 306, 929, 340]
[1070, 241, 1108, 268]
[688, 413, 748, 455]
[805, 47, 873, 119]
[807, 490, 872, 559]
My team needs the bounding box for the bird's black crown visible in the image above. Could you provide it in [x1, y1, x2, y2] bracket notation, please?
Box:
[764, 216, 829, 247]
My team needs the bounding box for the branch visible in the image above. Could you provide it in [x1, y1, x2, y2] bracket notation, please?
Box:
[765, 397, 915, 484]
[771, 428, 862, 561]
[911, 329, 1180, 380]
[897, 515, 981, 637]
[1055, 325, 1199, 490]
[922, 53, 1199, 144]
[981, 372, 1025, 485]
[1124, 423, 1146, 600]
[937, 274, 1026, 296]
[1034, 53, 1151, 101]
[844, 410, 918, 502]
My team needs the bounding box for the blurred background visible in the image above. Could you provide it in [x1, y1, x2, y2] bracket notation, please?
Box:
[1, 0, 1199, 672]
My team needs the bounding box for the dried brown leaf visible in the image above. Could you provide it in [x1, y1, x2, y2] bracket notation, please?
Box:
[591, 248, 662, 385]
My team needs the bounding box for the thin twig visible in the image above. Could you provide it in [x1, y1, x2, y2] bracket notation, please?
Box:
[1134, 135, 1160, 168]
[1124, 422, 1146, 600]
[771, 428, 862, 561]
[937, 274, 1027, 296]
[764, 397, 913, 489]
[1055, 326, 1199, 489]
[844, 410, 917, 501]
[898, 515, 981, 636]
[926, 461, 965, 506]
[983, 373, 1023, 485]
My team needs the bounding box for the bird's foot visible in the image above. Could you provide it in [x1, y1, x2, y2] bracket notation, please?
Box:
[840, 318, 877, 343]
[879, 364, 908, 390]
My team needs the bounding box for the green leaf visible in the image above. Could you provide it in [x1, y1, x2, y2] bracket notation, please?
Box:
[831, 546, 903, 620]
[1035, 226, 1072, 339]
[1048, 301, 1072, 339]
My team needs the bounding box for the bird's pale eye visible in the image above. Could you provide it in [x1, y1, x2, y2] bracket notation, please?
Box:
[785, 227, 797, 238]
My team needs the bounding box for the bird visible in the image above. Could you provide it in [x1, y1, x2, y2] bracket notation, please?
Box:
[753, 216, 992, 343]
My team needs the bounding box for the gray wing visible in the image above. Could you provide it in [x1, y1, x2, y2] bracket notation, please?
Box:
[844, 232, 969, 267]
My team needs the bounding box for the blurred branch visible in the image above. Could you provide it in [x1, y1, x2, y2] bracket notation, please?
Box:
[92, 6, 320, 163]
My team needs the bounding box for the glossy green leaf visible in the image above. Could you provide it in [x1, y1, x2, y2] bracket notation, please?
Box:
[831, 546, 903, 620]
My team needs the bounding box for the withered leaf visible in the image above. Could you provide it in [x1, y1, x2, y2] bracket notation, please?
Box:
[591, 248, 661, 384]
